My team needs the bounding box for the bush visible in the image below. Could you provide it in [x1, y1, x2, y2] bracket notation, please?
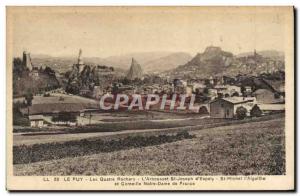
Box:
[13, 102, 29, 126]
[236, 106, 247, 120]
[250, 104, 262, 117]
[199, 106, 209, 114]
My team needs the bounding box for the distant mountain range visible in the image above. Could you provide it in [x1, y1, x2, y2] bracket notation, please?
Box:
[29, 48, 284, 77]
[142, 52, 192, 73]
[30, 51, 192, 74]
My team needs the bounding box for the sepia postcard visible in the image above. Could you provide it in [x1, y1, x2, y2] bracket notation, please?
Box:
[6, 6, 294, 191]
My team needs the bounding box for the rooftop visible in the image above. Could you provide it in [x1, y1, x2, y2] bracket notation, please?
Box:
[212, 97, 255, 105]
[28, 115, 44, 120]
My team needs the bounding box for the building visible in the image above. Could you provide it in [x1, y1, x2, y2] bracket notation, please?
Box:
[257, 103, 285, 114]
[29, 115, 44, 127]
[79, 87, 92, 96]
[210, 97, 254, 118]
[226, 85, 241, 96]
[208, 89, 218, 99]
[186, 85, 193, 96]
[244, 86, 252, 96]
[93, 86, 103, 99]
[192, 83, 206, 93]
[29, 69, 39, 78]
[253, 89, 281, 104]
[172, 79, 187, 94]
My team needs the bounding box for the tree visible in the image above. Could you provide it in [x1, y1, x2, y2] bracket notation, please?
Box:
[13, 57, 25, 76]
[25, 91, 33, 106]
[66, 83, 80, 94]
[231, 92, 239, 97]
[217, 93, 224, 98]
[236, 106, 247, 120]
[199, 106, 209, 114]
[241, 86, 246, 94]
[44, 66, 56, 76]
[250, 104, 262, 117]
[203, 87, 209, 95]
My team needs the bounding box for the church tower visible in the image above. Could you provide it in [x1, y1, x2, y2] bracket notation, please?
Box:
[78, 49, 84, 72]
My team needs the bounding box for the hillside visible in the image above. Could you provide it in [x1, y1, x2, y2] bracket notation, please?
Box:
[143, 52, 192, 73]
[30, 51, 192, 74]
[31, 55, 108, 73]
[237, 50, 284, 61]
[169, 47, 285, 79]
[13, 70, 60, 97]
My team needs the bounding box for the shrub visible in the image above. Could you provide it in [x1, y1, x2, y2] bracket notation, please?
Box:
[250, 104, 262, 117]
[199, 106, 209, 114]
[236, 106, 247, 120]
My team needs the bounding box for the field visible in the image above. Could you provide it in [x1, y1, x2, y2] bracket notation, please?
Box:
[14, 116, 285, 176]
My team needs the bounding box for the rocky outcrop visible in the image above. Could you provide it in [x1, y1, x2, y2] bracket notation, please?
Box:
[126, 58, 143, 80]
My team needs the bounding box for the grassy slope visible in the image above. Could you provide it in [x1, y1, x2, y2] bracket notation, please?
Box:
[14, 117, 285, 176]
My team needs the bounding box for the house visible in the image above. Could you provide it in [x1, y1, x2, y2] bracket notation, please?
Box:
[244, 86, 252, 96]
[192, 83, 206, 93]
[93, 86, 103, 99]
[226, 85, 241, 96]
[253, 89, 283, 104]
[210, 97, 254, 118]
[29, 115, 44, 127]
[29, 69, 39, 78]
[257, 103, 285, 114]
[208, 89, 218, 100]
[186, 85, 193, 96]
[79, 88, 92, 96]
[173, 79, 187, 94]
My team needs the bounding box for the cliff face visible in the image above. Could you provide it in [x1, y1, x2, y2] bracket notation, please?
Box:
[126, 58, 143, 80]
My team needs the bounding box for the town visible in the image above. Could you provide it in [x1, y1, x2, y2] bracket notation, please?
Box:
[13, 46, 285, 128]
[8, 6, 290, 182]
[12, 46, 286, 177]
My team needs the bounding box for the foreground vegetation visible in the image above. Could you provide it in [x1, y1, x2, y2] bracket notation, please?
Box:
[14, 131, 195, 164]
[14, 117, 285, 176]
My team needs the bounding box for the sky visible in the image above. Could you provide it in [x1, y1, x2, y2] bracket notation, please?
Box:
[8, 6, 292, 58]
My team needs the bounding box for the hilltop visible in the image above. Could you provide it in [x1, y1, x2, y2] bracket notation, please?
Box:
[169, 47, 285, 79]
